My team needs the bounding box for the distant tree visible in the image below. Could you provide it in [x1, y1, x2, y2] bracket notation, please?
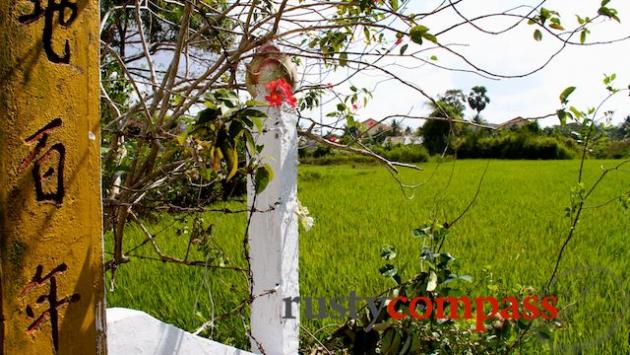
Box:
[443, 89, 467, 114]
[468, 86, 491, 122]
[622, 115, 630, 138]
[472, 115, 487, 125]
[404, 126, 412, 135]
[423, 90, 466, 155]
[524, 121, 541, 134]
[369, 127, 388, 145]
[414, 126, 423, 137]
[390, 119, 402, 136]
[343, 125, 361, 139]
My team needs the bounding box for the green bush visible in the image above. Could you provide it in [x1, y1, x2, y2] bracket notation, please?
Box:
[591, 138, 630, 159]
[454, 133, 576, 159]
[300, 144, 430, 165]
[605, 140, 630, 158]
[373, 144, 430, 163]
[300, 153, 375, 165]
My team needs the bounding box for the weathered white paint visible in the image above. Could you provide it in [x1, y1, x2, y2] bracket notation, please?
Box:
[106, 308, 253, 355]
[247, 98, 300, 354]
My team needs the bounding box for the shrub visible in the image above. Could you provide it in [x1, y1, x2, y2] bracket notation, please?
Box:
[454, 133, 576, 159]
[373, 144, 430, 163]
[300, 153, 375, 165]
[591, 138, 630, 159]
[301, 144, 429, 165]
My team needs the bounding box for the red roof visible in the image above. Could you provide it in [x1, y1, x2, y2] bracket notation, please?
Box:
[362, 118, 380, 129]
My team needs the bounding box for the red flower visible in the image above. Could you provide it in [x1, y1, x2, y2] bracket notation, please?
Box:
[286, 95, 297, 107]
[352, 103, 359, 111]
[265, 92, 284, 107]
[264, 79, 297, 108]
[395, 37, 403, 46]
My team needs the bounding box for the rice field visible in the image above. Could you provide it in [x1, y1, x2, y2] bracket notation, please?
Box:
[105, 159, 630, 353]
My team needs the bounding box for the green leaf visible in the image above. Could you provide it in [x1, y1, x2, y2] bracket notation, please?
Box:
[245, 99, 260, 107]
[412, 228, 428, 238]
[252, 116, 264, 133]
[540, 7, 551, 21]
[381, 329, 402, 355]
[556, 109, 568, 127]
[413, 224, 433, 239]
[569, 106, 582, 119]
[430, 55, 438, 61]
[400, 335, 412, 355]
[603, 73, 617, 85]
[533, 29, 543, 41]
[197, 108, 220, 125]
[255, 164, 274, 194]
[220, 144, 238, 181]
[559, 86, 576, 104]
[422, 32, 437, 44]
[576, 15, 586, 25]
[339, 52, 348, 66]
[380, 245, 397, 260]
[409, 25, 429, 45]
[228, 120, 244, 139]
[598, 6, 620, 22]
[399, 44, 409, 55]
[580, 29, 588, 44]
[536, 327, 552, 340]
[549, 23, 564, 31]
[379, 264, 398, 278]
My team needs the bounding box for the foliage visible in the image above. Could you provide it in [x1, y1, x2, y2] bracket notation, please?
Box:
[299, 154, 376, 166]
[592, 139, 630, 159]
[390, 119, 402, 137]
[301, 143, 429, 165]
[372, 144, 430, 163]
[333, 220, 554, 354]
[422, 90, 466, 155]
[300, 145, 429, 166]
[453, 132, 576, 160]
[102, 86, 269, 264]
[622, 116, 630, 138]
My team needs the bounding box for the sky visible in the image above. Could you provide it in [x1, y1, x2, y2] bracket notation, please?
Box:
[304, 0, 630, 130]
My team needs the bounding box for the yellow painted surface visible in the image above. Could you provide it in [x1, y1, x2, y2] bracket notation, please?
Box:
[0, 0, 106, 353]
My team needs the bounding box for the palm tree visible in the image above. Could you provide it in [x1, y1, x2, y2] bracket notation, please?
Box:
[467, 86, 490, 121]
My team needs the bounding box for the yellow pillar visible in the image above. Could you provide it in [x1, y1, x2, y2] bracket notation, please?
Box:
[0, 0, 106, 353]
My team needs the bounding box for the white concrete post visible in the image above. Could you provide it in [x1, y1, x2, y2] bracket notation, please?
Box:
[246, 43, 299, 355]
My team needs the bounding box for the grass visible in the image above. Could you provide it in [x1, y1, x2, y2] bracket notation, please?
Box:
[105, 159, 630, 353]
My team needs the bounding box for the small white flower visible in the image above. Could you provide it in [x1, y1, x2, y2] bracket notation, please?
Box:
[295, 199, 315, 232]
[301, 216, 314, 231]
